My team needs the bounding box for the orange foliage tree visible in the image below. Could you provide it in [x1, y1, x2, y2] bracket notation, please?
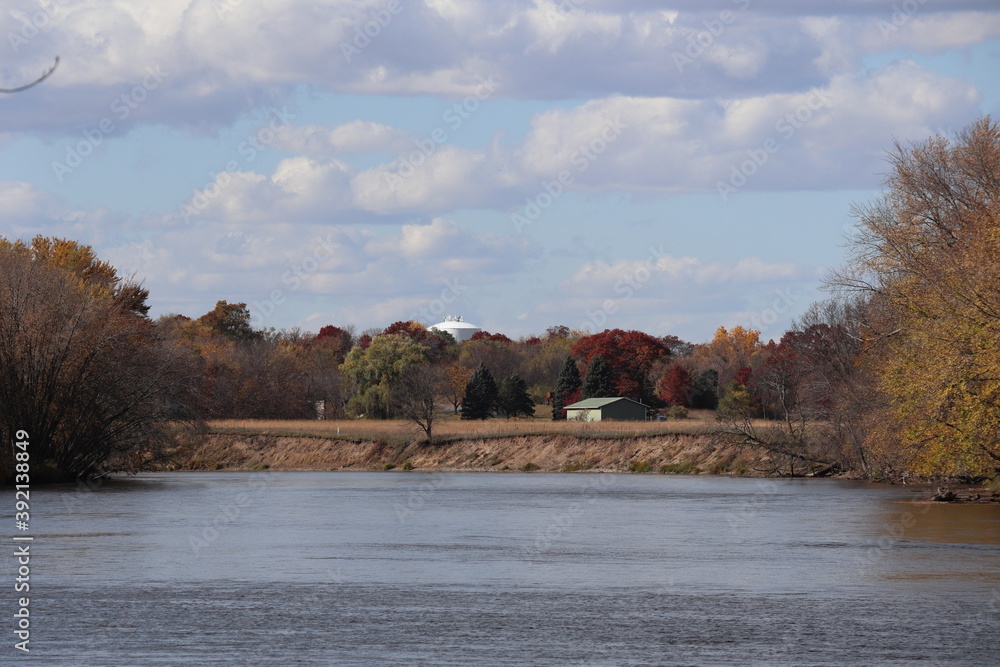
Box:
[835, 116, 1000, 476]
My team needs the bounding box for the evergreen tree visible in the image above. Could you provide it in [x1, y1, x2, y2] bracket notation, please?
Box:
[461, 363, 497, 420]
[582, 354, 614, 398]
[497, 374, 535, 418]
[551, 356, 581, 420]
[690, 369, 719, 410]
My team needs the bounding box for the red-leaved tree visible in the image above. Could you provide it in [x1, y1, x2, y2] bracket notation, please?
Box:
[656, 363, 693, 407]
[571, 329, 669, 403]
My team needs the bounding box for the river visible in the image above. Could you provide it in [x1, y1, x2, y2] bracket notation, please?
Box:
[6, 472, 999, 665]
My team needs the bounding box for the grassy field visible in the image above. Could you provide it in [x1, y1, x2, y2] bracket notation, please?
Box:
[207, 407, 724, 442]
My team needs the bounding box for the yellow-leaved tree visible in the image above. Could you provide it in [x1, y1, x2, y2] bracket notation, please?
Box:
[835, 117, 1000, 477]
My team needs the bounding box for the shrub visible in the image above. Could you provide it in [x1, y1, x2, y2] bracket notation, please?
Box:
[520, 462, 540, 472]
[381, 463, 396, 471]
[401, 461, 414, 471]
[659, 462, 700, 474]
[630, 460, 653, 473]
[984, 475, 1000, 497]
[667, 405, 689, 420]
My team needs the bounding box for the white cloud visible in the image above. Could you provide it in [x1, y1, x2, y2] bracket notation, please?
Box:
[0, 181, 117, 241]
[3, 0, 997, 343]
[564, 254, 803, 292]
[159, 57, 981, 221]
[272, 120, 409, 156]
[7, 1, 997, 134]
[179, 156, 355, 224]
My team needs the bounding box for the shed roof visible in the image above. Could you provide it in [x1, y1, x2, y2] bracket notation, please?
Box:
[564, 397, 648, 410]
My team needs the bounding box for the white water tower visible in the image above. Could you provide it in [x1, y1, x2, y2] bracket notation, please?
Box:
[429, 315, 482, 342]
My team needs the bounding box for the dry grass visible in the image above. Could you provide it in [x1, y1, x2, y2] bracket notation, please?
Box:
[207, 408, 724, 442]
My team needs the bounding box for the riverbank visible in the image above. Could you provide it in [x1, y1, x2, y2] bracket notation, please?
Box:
[155, 423, 1000, 503]
[162, 429, 827, 477]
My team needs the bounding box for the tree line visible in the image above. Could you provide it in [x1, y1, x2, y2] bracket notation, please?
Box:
[1, 117, 997, 483]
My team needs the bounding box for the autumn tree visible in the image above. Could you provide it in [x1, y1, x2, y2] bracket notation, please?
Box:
[0, 238, 196, 483]
[660, 335, 696, 358]
[461, 364, 498, 420]
[714, 300, 876, 476]
[692, 325, 763, 395]
[315, 325, 354, 363]
[544, 325, 572, 340]
[497, 374, 535, 418]
[656, 363, 693, 407]
[206, 337, 313, 418]
[469, 331, 513, 344]
[341, 334, 429, 418]
[382, 320, 454, 361]
[551, 356, 582, 420]
[443, 364, 473, 413]
[833, 116, 1000, 476]
[571, 329, 669, 404]
[198, 300, 257, 341]
[521, 331, 575, 401]
[459, 336, 523, 380]
[717, 382, 754, 422]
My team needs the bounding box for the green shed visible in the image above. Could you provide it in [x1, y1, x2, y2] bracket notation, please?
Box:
[564, 397, 648, 422]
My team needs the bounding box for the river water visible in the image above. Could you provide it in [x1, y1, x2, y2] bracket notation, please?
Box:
[6, 472, 999, 665]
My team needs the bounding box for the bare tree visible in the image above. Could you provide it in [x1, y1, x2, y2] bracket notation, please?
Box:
[392, 364, 445, 443]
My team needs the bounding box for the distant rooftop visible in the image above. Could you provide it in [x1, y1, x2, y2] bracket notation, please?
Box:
[564, 397, 649, 409]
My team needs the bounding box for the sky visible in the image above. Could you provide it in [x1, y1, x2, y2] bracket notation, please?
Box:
[1, 0, 998, 344]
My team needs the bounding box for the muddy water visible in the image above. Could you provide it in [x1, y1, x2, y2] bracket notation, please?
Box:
[7, 472, 999, 665]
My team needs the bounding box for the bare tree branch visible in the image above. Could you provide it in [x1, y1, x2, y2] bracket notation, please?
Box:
[1, 56, 59, 93]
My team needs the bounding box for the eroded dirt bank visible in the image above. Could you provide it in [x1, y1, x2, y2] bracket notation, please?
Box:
[163, 431, 812, 475]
